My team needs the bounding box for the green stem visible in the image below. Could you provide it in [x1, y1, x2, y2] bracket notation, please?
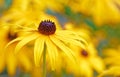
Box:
[43, 45, 46, 77]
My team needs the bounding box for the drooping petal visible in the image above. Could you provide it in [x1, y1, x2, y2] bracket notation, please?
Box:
[46, 37, 58, 70]
[50, 35, 76, 63]
[15, 34, 39, 54]
[34, 37, 45, 67]
[55, 35, 87, 49]
[56, 31, 88, 47]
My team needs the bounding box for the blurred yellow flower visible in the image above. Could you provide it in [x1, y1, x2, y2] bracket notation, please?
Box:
[99, 47, 120, 77]
[6, 19, 88, 71]
[1, 0, 67, 22]
[0, 25, 33, 76]
[0, 0, 60, 28]
[64, 23, 105, 77]
[65, 43, 105, 77]
[69, 0, 120, 25]
[1, 8, 62, 31]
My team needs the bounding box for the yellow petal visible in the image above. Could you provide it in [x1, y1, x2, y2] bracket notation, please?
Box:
[17, 24, 37, 31]
[15, 34, 39, 54]
[87, 43, 97, 56]
[50, 36, 76, 63]
[55, 35, 86, 49]
[79, 60, 93, 77]
[89, 57, 105, 73]
[0, 55, 5, 73]
[6, 54, 17, 76]
[46, 37, 58, 70]
[18, 54, 32, 72]
[34, 37, 45, 67]
[56, 31, 88, 47]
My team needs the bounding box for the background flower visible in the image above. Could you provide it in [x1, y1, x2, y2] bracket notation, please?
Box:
[68, 0, 120, 26]
[0, 24, 33, 76]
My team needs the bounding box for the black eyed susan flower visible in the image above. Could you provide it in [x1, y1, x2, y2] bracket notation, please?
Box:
[6, 20, 88, 71]
[65, 43, 105, 77]
[63, 23, 105, 77]
[0, 25, 33, 76]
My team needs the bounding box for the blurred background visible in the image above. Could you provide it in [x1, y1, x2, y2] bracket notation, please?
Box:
[0, 0, 120, 77]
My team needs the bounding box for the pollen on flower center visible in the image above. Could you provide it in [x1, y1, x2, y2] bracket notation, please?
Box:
[81, 50, 88, 57]
[38, 20, 56, 35]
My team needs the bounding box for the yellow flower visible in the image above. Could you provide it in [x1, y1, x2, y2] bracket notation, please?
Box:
[6, 20, 88, 71]
[64, 23, 105, 77]
[99, 47, 120, 77]
[1, 0, 67, 21]
[0, 25, 33, 76]
[5, 43, 33, 76]
[65, 43, 105, 77]
[69, 0, 120, 25]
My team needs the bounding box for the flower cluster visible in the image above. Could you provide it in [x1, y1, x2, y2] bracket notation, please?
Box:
[0, 0, 120, 77]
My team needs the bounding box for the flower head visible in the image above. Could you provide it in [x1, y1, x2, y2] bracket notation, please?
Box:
[6, 20, 88, 70]
[65, 43, 105, 77]
[63, 23, 105, 77]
